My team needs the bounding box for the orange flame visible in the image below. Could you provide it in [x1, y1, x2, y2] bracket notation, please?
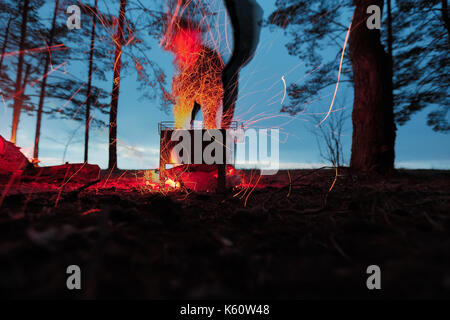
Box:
[165, 178, 181, 188]
[162, 3, 224, 129]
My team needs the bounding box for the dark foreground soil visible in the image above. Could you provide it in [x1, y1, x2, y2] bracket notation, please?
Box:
[0, 168, 449, 299]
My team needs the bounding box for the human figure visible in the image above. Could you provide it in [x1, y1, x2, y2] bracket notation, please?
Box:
[221, 0, 263, 128]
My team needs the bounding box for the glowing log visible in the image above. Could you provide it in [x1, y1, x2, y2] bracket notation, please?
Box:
[165, 164, 241, 192]
[0, 135, 29, 173]
[24, 163, 101, 184]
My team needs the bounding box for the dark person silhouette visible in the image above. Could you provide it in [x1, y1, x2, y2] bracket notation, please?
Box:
[221, 0, 263, 129]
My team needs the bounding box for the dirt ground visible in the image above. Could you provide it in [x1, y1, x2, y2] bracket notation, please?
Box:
[0, 168, 449, 299]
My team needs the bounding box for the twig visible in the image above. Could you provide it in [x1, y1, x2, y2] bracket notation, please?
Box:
[330, 234, 351, 261]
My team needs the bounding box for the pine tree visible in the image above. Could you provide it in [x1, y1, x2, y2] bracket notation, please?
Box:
[388, 0, 449, 132]
[10, 0, 30, 144]
[33, 0, 60, 160]
[108, 0, 127, 170]
[83, 0, 98, 163]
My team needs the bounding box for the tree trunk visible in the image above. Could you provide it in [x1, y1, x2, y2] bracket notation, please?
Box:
[386, 0, 395, 151]
[108, 0, 127, 170]
[387, 0, 393, 73]
[84, 0, 98, 163]
[0, 17, 13, 73]
[349, 0, 396, 175]
[22, 64, 31, 88]
[20, 63, 31, 105]
[33, 0, 59, 161]
[11, 0, 29, 144]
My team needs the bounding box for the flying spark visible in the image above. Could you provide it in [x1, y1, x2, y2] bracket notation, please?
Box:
[317, 16, 353, 127]
[281, 75, 286, 105]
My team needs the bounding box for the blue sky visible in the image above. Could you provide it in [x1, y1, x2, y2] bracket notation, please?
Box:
[1, 0, 449, 170]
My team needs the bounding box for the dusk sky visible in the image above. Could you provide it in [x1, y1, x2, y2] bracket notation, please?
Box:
[1, 0, 449, 170]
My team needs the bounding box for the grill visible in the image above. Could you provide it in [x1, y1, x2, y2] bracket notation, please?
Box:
[158, 122, 240, 190]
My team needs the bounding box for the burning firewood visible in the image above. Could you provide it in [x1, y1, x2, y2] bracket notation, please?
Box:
[24, 163, 101, 184]
[165, 164, 241, 192]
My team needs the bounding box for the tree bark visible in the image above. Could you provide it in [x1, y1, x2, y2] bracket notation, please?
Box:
[349, 0, 396, 175]
[22, 64, 31, 90]
[11, 0, 29, 144]
[84, 0, 98, 163]
[33, 0, 59, 160]
[108, 0, 127, 170]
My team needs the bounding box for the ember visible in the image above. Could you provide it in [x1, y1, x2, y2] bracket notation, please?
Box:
[165, 164, 241, 192]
